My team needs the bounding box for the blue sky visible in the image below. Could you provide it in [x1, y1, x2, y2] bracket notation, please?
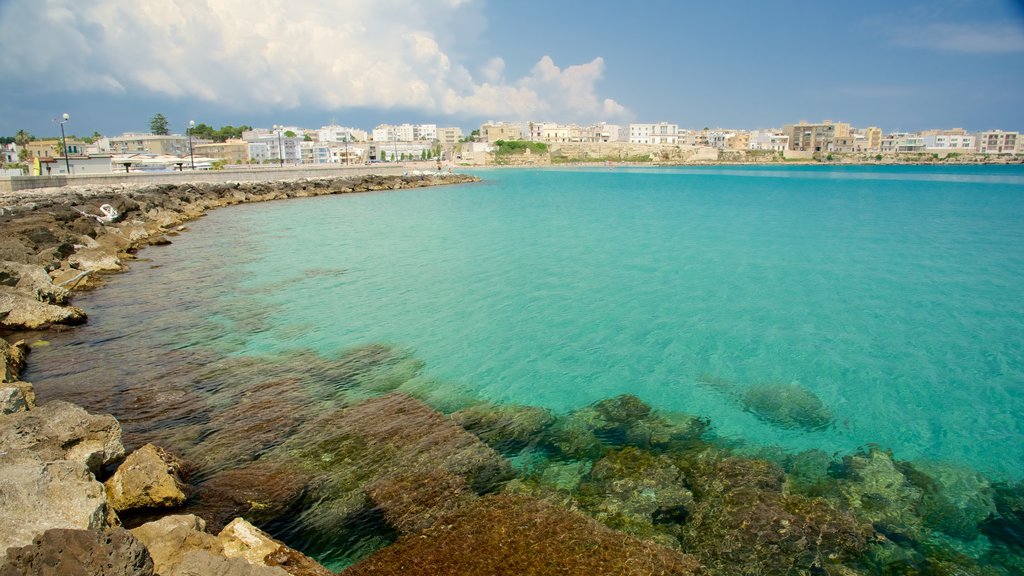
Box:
[1, 0, 1022, 139]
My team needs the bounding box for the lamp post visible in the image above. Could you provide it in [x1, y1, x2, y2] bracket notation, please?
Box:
[58, 113, 71, 175]
[273, 124, 284, 167]
[188, 120, 195, 170]
[393, 130, 398, 163]
[344, 132, 349, 166]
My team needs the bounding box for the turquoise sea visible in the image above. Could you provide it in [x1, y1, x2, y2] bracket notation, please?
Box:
[29, 165, 1024, 478]
[23, 164, 1024, 569]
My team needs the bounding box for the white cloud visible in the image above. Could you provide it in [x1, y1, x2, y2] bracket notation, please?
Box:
[892, 22, 1024, 53]
[0, 0, 630, 123]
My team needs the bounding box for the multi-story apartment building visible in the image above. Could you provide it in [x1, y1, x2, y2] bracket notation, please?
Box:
[243, 132, 302, 163]
[919, 129, 976, 153]
[108, 133, 190, 156]
[593, 123, 625, 142]
[783, 121, 851, 152]
[373, 123, 439, 142]
[25, 138, 88, 158]
[880, 133, 926, 154]
[976, 130, 1019, 154]
[436, 127, 463, 146]
[192, 140, 249, 164]
[540, 123, 569, 143]
[629, 122, 680, 145]
[317, 125, 367, 143]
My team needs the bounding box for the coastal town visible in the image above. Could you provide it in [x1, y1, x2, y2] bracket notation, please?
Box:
[2, 118, 1021, 176]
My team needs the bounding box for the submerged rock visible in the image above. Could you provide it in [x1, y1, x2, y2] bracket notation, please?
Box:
[831, 446, 926, 544]
[344, 494, 705, 576]
[909, 460, 997, 541]
[451, 402, 555, 453]
[741, 381, 833, 430]
[0, 527, 154, 576]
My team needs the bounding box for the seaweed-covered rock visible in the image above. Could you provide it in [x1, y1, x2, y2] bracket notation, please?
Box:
[831, 447, 926, 543]
[783, 449, 838, 497]
[741, 382, 833, 430]
[681, 452, 870, 576]
[0, 527, 154, 576]
[344, 494, 705, 576]
[185, 460, 313, 531]
[982, 480, 1024, 550]
[451, 402, 555, 453]
[578, 447, 693, 546]
[910, 461, 996, 541]
[104, 443, 192, 512]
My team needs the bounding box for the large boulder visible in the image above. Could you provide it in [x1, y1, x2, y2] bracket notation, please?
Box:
[105, 443, 191, 512]
[0, 454, 112, 553]
[1, 383, 34, 415]
[219, 518, 333, 576]
[0, 527, 153, 576]
[0, 400, 124, 475]
[0, 261, 69, 304]
[0, 287, 86, 330]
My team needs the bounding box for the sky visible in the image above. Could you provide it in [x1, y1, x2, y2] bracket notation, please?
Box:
[1, 0, 1023, 139]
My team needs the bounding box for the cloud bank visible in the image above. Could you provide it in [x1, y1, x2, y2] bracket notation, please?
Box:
[0, 0, 629, 123]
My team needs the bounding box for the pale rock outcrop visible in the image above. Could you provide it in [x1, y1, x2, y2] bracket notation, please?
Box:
[0, 261, 69, 304]
[130, 515, 302, 576]
[0, 454, 111, 553]
[68, 248, 122, 272]
[105, 443, 191, 512]
[0, 400, 124, 475]
[0, 287, 87, 330]
[219, 518, 333, 576]
[0, 527, 154, 576]
[0, 339, 28, 383]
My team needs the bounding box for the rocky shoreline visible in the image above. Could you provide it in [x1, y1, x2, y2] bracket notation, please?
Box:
[3, 173, 1024, 575]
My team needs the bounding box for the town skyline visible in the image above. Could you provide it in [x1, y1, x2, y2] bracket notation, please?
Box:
[2, 0, 1023, 137]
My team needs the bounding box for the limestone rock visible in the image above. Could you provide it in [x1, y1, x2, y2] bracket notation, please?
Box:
[0, 286, 87, 330]
[451, 403, 554, 453]
[0, 454, 111, 553]
[219, 518, 333, 576]
[105, 443, 191, 512]
[0, 400, 124, 475]
[130, 515, 223, 575]
[1, 338, 28, 383]
[68, 247, 122, 272]
[130, 515, 295, 576]
[0, 261, 69, 304]
[741, 381, 833, 430]
[0, 527, 154, 576]
[1, 385, 29, 414]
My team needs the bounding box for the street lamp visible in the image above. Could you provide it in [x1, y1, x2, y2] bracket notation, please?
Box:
[188, 120, 195, 170]
[344, 132, 349, 166]
[59, 113, 71, 175]
[393, 130, 398, 163]
[273, 124, 284, 167]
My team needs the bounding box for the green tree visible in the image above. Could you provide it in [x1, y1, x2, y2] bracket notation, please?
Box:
[14, 129, 32, 147]
[303, 133, 312, 142]
[284, 130, 296, 138]
[150, 113, 169, 135]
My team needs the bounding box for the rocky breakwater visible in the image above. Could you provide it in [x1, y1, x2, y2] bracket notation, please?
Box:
[0, 173, 479, 332]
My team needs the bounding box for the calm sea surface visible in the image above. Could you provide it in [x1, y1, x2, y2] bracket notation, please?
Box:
[27, 165, 1024, 480]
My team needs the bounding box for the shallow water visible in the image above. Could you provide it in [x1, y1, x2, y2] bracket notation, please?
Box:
[22, 164, 1024, 569]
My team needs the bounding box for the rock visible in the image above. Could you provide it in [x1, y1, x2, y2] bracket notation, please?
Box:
[68, 247, 122, 272]
[129, 515, 295, 576]
[219, 518, 333, 576]
[366, 470, 477, 535]
[831, 446, 926, 543]
[741, 382, 833, 430]
[105, 443, 191, 512]
[1, 385, 29, 414]
[911, 460, 997, 541]
[0, 454, 111, 553]
[185, 461, 312, 531]
[680, 452, 870, 575]
[344, 494, 705, 576]
[450, 403, 554, 453]
[1, 339, 28, 383]
[130, 515, 222, 575]
[0, 286, 87, 330]
[577, 447, 694, 546]
[0, 400, 124, 475]
[0, 261, 69, 304]
[0, 527, 154, 576]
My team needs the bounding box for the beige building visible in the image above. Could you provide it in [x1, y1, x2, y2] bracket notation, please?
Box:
[193, 140, 250, 164]
[436, 127, 463, 146]
[784, 120, 851, 152]
[25, 138, 88, 158]
[481, 122, 524, 143]
[976, 130, 1019, 154]
[109, 133, 191, 156]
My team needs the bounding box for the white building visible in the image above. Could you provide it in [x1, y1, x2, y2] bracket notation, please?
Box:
[920, 130, 976, 153]
[748, 130, 789, 151]
[881, 133, 926, 154]
[317, 125, 367, 143]
[248, 142, 270, 163]
[629, 122, 680, 145]
[593, 123, 625, 142]
[372, 123, 438, 143]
